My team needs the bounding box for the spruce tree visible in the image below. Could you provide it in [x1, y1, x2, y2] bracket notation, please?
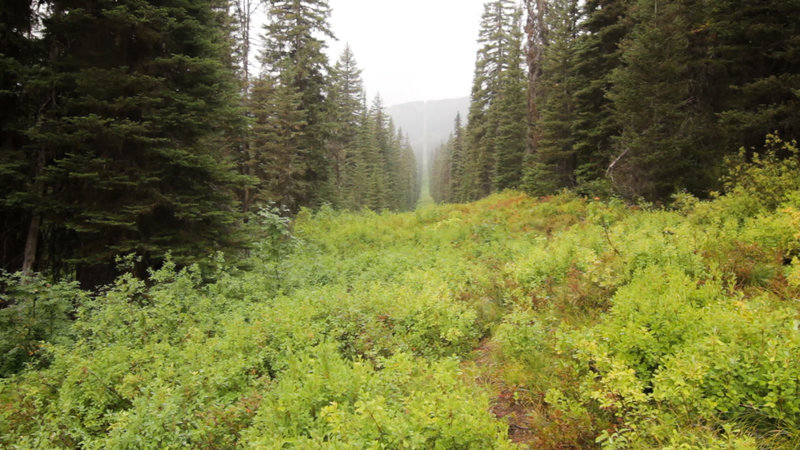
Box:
[249, 75, 307, 207]
[568, 0, 630, 194]
[346, 101, 376, 209]
[327, 45, 365, 207]
[448, 113, 466, 202]
[431, 139, 451, 203]
[367, 95, 390, 210]
[523, 0, 549, 152]
[522, 0, 581, 194]
[492, 7, 528, 192]
[230, 0, 264, 214]
[464, 0, 519, 200]
[608, 0, 715, 200]
[0, 1, 41, 274]
[397, 132, 418, 210]
[259, 0, 334, 209]
[710, 0, 800, 150]
[389, 127, 410, 209]
[20, 0, 245, 284]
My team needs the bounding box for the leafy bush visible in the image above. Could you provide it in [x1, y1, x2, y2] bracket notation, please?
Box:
[721, 134, 800, 214]
[595, 266, 724, 380]
[242, 345, 512, 448]
[0, 272, 83, 377]
[4, 182, 800, 448]
[494, 308, 548, 370]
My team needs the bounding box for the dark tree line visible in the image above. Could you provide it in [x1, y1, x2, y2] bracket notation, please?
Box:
[0, 0, 419, 286]
[432, 0, 800, 203]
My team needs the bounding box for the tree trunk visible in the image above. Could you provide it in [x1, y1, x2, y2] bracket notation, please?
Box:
[22, 146, 47, 277]
[525, 0, 548, 152]
[21, 214, 40, 276]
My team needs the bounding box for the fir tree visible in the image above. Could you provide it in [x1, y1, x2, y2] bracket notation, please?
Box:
[464, 0, 519, 200]
[0, 0, 43, 274]
[608, 0, 715, 200]
[20, 0, 246, 285]
[327, 45, 364, 207]
[397, 131, 419, 210]
[522, 0, 581, 194]
[367, 95, 390, 210]
[431, 139, 451, 203]
[448, 113, 466, 202]
[523, 0, 549, 152]
[346, 101, 376, 209]
[249, 75, 307, 207]
[571, 0, 630, 193]
[259, 0, 334, 209]
[492, 7, 528, 192]
[230, 0, 264, 213]
[710, 0, 800, 150]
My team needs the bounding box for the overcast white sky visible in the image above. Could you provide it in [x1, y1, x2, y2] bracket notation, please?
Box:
[325, 0, 486, 106]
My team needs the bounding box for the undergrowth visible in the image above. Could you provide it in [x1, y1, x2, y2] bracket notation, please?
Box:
[1, 136, 800, 448]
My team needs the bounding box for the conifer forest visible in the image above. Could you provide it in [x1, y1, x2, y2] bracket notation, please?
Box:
[2, 0, 800, 448]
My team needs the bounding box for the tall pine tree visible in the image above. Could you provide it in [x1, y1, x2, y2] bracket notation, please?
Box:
[568, 0, 630, 194]
[20, 0, 246, 284]
[492, 7, 529, 192]
[710, 0, 800, 150]
[0, 0, 44, 274]
[448, 113, 466, 202]
[258, 0, 334, 210]
[326, 45, 364, 207]
[521, 0, 581, 194]
[463, 0, 523, 200]
[608, 0, 715, 200]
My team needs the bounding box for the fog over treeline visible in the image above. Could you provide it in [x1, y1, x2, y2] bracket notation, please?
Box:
[387, 97, 470, 160]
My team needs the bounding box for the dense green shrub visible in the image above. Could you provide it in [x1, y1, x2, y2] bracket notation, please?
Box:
[0, 273, 83, 377]
[243, 345, 512, 448]
[3, 168, 800, 447]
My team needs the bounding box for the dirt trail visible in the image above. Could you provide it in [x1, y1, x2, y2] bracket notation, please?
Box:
[465, 339, 543, 447]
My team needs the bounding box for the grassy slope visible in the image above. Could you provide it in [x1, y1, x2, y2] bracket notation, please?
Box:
[3, 175, 800, 447]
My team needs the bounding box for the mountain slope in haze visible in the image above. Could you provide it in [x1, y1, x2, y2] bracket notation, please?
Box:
[388, 97, 469, 158]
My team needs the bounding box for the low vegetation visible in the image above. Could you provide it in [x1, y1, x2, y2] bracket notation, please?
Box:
[2, 137, 800, 448]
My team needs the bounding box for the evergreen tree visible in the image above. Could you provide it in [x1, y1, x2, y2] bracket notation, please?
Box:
[431, 139, 451, 203]
[367, 95, 391, 210]
[608, 0, 715, 200]
[492, 7, 528, 192]
[230, 0, 264, 213]
[258, 0, 334, 209]
[710, 0, 800, 150]
[327, 45, 364, 207]
[19, 0, 246, 285]
[568, 0, 630, 194]
[397, 132, 419, 210]
[249, 75, 307, 207]
[448, 113, 466, 202]
[523, 0, 548, 152]
[522, 0, 581, 194]
[333, 94, 419, 212]
[389, 128, 409, 209]
[382, 118, 402, 210]
[346, 101, 376, 209]
[464, 0, 520, 200]
[0, 0, 42, 274]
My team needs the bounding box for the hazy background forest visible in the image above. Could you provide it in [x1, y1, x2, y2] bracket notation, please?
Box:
[2, 0, 800, 448]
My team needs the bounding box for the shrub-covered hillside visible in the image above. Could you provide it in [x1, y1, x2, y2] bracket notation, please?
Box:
[3, 138, 800, 448]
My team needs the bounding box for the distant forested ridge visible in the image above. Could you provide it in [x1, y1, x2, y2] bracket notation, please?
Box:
[0, 0, 419, 285]
[432, 0, 800, 204]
